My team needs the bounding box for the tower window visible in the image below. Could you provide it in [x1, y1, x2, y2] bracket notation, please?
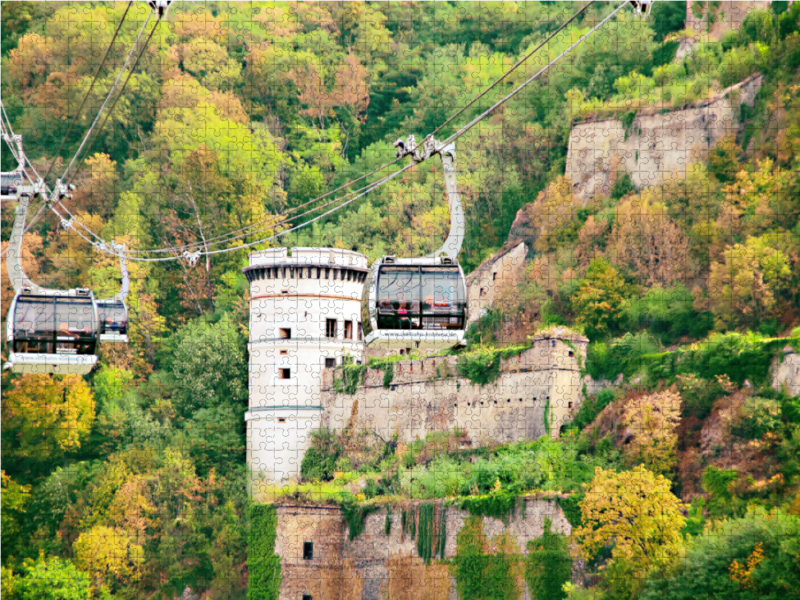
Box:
[568, 402, 573, 409]
[280, 368, 291, 380]
[568, 351, 574, 358]
[326, 319, 337, 338]
[492, 272, 497, 281]
[480, 288, 486, 297]
[303, 596, 313, 600]
[280, 350, 288, 355]
[344, 320, 353, 339]
[303, 542, 313, 560]
[281, 290, 289, 295]
[278, 418, 286, 423]
[325, 358, 336, 368]
[357, 323, 362, 341]
[279, 328, 292, 339]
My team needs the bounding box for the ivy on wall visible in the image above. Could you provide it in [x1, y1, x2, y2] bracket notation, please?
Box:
[416, 502, 447, 563]
[248, 504, 281, 600]
[455, 344, 530, 386]
[525, 518, 572, 600]
[452, 516, 523, 600]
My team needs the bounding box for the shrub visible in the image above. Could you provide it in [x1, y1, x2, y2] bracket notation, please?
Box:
[300, 429, 343, 482]
[456, 344, 529, 386]
[586, 332, 661, 382]
[732, 396, 782, 440]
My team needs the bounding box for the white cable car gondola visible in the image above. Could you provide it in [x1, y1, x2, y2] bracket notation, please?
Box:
[362, 135, 468, 350]
[5, 192, 130, 374]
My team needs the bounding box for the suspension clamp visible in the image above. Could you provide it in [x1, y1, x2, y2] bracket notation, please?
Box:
[394, 134, 444, 163]
[183, 250, 201, 266]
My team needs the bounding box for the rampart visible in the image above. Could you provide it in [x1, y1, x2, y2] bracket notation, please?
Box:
[565, 74, 762, 201]
[274, 497, 572, 600]
[321, 330, 589, 443]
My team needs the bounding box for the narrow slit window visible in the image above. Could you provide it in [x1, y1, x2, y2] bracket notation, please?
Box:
[303, 542, 313, 560]
[278, 417, 286, 423]
[280, 368, 291, 380]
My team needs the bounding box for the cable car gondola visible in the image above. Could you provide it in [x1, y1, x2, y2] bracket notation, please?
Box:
[363, 136, 468, 350]
[4, 191, 130, 374]
[7, 288, 99, 374]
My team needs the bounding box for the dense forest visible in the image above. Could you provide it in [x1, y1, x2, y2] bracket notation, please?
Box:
[2, 1, 800, 599]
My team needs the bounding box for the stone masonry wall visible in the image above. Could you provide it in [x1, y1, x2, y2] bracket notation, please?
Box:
[321, 332, 589, 442]
[465, 241, 528, 324]
[565, 74, 762, 201]
[773, 347, 800, 397]
[275, 498, 571, 600]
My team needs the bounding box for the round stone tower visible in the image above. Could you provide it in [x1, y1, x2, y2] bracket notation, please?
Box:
[242, 247, 369, 485]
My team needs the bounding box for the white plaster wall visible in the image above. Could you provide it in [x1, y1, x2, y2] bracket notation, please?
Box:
[247, 407, 323, 486]
[245, 247, 368, 483]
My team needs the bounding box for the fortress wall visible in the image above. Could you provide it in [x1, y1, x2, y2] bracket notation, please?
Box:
[274, 498, 571, 600]
[465, 241, 528, 324]
[565, 74, 762, 201]
[321, 336, 588, 442]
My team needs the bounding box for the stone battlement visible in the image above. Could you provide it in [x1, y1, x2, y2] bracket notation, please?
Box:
[321, 330, 589, 443]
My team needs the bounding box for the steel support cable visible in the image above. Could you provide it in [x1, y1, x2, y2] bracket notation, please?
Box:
[35, 0, 628, 262]
[46, 161, 416, 262]
[119, 155, 405, 255]
[430, 0, 594, 137]
[115, 0, 608, 258]
[65, 13, 162, 188]
[53, 11, 161, 247]
[443, 1, 629, 147]
[61, 7, 150, 184]
[41, 1, 135, 186]
[50, 165, 387, 255]
[55, 0, 598, 258]
[124, 1, 596, 255]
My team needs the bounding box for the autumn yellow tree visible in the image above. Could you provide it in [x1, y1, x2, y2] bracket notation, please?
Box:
[73, 526, 144, 589]
[524, 176, 587, 253]
[572, 258, 627, 339]
[575, 466, 686, 598]
[2, 374, 94, 464]
[706, 235, 791, 329]
[606, 190, 690, 285]
[622, 391, 682, 476]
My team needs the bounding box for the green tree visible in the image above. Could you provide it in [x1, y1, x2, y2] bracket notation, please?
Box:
[641, 508, 800, 600]
[706, 236, 791, 329]
[4, 556, 93, 600]
[575, 466, 686, 599]
[572, 259, 627, 340]
[170, 318, 247, 416]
